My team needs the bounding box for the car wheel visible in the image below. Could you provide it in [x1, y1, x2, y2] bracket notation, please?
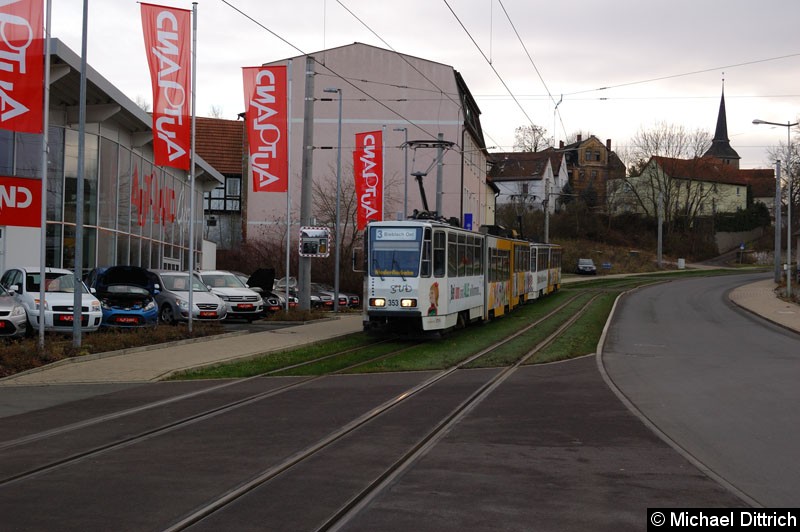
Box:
[160, 304, 177, 325]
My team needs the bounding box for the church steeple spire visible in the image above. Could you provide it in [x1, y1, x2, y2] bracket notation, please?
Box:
[703, 79, 741, 168]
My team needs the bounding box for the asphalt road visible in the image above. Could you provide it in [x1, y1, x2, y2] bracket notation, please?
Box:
[602, 272, 800, 507]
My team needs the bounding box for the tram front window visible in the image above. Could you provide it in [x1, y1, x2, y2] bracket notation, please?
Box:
[371, 245, 420, 278]
[369, 227, 421, 278]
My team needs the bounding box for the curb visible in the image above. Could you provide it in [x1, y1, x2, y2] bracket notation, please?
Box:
[0, 330, 249, 384]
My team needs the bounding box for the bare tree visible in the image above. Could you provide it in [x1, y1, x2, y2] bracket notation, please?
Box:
[766, 126, 800, 235]
[208, 105, 224, 119]
[621, 122, 712, 232]
[134, 95, 151, 112]
[513, 124, 552, 152]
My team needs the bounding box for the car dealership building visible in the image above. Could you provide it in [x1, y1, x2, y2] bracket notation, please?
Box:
[0, 39, 223, 275]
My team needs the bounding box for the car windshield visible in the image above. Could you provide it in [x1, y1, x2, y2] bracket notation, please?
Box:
[202, 273, 246, 289]
[27, 272, 88, 294]
[578, 259, 594, 266]
[162, 274, 208, 292]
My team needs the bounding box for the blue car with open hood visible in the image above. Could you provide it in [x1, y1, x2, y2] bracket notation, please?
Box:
[85, 266, 160, 327]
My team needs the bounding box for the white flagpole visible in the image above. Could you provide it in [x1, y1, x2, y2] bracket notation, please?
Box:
[38, 0, 52, 349]
[188, 2, 197, 333]
[285, 60, 292, 312]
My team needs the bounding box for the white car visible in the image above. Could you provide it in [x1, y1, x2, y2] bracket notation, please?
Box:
[198, 270, 264, 321]
[0, 267, 103, 334]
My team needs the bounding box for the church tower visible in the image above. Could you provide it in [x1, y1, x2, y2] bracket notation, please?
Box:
[702, 83, 741, 169]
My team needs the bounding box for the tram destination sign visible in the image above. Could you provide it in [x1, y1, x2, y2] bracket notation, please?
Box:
[374, 228, 418, 241]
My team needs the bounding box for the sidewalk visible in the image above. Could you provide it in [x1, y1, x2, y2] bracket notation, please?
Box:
[1, 276, 797, 387]
[729, 277, 800, 334]
[0, 314, 364, 386]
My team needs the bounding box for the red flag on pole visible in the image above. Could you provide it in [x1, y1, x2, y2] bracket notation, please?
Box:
[0, 0, 44, 134]
[141, 2, 191, 170]
[242, 66, 288, 193]
[353, 130, 383, 230]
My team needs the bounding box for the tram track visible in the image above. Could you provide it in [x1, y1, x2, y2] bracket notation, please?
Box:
[0, 293, 600, 531]
[162, 293, 600, 531]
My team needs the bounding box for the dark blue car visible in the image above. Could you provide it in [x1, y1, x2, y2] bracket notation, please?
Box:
[85, 266, 160, 327]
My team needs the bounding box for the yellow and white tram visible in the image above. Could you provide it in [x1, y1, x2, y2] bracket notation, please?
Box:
[363, 220, 561, 333]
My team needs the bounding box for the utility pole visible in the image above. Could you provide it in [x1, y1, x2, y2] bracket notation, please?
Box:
[435, 133, 444, 215]
[299, 56, 315, 310]
[657, 191, 663, 268]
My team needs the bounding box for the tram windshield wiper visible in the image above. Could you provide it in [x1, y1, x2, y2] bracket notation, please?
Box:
[391, 252, 406, 281]
[372, 257, 384, 280]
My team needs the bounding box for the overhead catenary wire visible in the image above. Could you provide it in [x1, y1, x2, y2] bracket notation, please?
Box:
[442, 0, 539, 135]
[496, 0, 567, 141]
[220, 0, 444, 142]
[334, 0, 504, 154]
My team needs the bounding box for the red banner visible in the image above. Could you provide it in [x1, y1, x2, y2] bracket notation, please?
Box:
[141, 3, 191, 170]
[353, 130, 383, 230]
[0, 176, 41, 227]
[243, 66, 288, 192]
[0, 0, 44, 134]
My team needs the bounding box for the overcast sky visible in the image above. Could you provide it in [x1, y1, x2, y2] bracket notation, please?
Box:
[50, 0, 799, 169]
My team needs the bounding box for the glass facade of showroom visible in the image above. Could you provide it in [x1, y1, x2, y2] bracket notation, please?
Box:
[0, 126, 202, 274]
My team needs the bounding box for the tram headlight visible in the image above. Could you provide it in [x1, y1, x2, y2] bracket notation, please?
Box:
[400, 298, 416, 308]
[370, 298, 386, 307]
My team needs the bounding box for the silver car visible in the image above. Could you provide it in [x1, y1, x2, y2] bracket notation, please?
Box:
[198, 270, 264, 322]
[150, 270, 227, 324]
[0, 284, 27, 338]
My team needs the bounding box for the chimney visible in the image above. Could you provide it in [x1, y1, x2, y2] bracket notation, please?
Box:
[576, 134, 582, 142]
[559, 140, 564, 149]
[606, 139, 611, 151]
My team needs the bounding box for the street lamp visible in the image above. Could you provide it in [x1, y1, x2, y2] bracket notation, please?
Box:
[753, 118, 798, 297]
[325, 87, 343, 312]
[393, 127, 408, 219]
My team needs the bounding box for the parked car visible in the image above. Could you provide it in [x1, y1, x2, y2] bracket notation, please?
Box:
[198, 270, 264, 321]
[0, 267, 102, 334]
[149, 270, 227, 324]
[275, 276, 333, 310]
[576, 258, 597, 275]
[84, 266, 159, 327]
[0, 284, 29, 338]
[310, 282, 360, 309]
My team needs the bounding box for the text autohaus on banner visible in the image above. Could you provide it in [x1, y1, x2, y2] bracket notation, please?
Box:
[141, 3, 191, 171]
[0, 0, 44, 134]
[242, 66, 288, 193]
[353, 130, 383, 230]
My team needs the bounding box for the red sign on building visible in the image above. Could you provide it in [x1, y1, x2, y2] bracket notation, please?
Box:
[353, 130, 383, 230]
[0, 176, 41, 227]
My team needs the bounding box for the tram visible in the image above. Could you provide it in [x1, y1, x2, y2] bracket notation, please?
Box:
[362, 219, 561, 333]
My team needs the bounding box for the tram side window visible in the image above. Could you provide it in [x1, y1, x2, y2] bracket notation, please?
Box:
[448, 233, 457, 277]
[421, 228, 432, 277]
[473, 237, 483, 277]
[457, 234, 467, 276]
[433, 231, 446, 277]
[531, 248, 538, 272]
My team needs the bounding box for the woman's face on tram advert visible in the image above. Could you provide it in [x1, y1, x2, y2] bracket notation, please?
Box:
[428, 282, 439, 316]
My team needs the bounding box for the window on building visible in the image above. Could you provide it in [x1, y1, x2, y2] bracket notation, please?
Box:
[204, 175, 241, 212]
